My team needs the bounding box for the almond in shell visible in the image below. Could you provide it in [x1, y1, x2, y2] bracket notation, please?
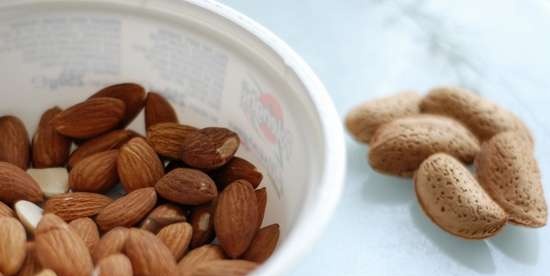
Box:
[43, 192, 112, 221]
[181, 127, 240, 170]
[0, 217, 26, 276]
[345, 91, 422, 144]
[476, 132, 547, 227]
[89, 83, 146, 127]
[95, 187, 157, 231]
[368, 115, 480, 176]
[51, 98, 126, 139]
[117, 138, 164, 192]
[155, 168, 218, 205]
[69, 150, 119, 193]
[0, 162, 44, 204]
[124, 228, 178, 276]
[414, 153, 507, 239]
[214, 180, 258, 258]
[145, 92, 179, 130]
[32, 107, 72, 168]
[0, 115, 30, 170]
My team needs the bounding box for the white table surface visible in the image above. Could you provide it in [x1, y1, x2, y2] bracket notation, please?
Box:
[219, 1, 550, 275]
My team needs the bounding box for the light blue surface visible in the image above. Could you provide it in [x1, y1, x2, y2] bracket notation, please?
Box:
[219, 1, 550, 275]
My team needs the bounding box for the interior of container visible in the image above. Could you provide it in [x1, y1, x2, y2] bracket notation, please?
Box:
[0, 0, 326, 259]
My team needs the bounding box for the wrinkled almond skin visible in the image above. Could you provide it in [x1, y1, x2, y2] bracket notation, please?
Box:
[192, 260, 258, 276]
[35, 214, 93, 276]
[43, 192, 112, 222]
[0, 217, 26, 276]
[117, 137, 164, 192]
[0, 162, 44, 204]
[94, 254, 132, 276]
[69, 150, 119, 193]
[95, 187, 157, 231]
[243, 224, 280, 263]
[0, 202, 14, 218]
[181, 128, 240, 170]
[155, 168, 218, 205]
[212, 157, 263, 190]
[32, 107, 72, 168]
[255, 188, 267, 229]
[17, 242, 42, 276]
[157, 222, 193, 261]
[214, 180, 258, 258]
[69, 218, 100, 252]
[414, 153, 507, 239]
[92, 227, 129, 263]
[145, 92, 179, 130]
[124, 228, 178, 276]
[189, 204, 216, 249]
[89, 83, 146, 127]
[147, 122, 198, 159]
[140, 203, 187, 234]
[51, 98, 126, 139]
[346, 91, 422, 144]
[177, 245, 225, 276]
[34, 269, 56, 276]
[476, 132, 547, 227]
[68, 129, 136, 169]
[369, 115, 480, 176]
[0, 116, 30, 170]
[420, 87, 532, 141]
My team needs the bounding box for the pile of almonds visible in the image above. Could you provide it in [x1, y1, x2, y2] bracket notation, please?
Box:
[346, 87, 547, 239]
[0, 83, 279, 276]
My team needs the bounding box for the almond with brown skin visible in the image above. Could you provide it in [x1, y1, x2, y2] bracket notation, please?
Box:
[189, 204, 216, 249]
[124, 228, 178, 276]
[214, 180, 258, 258]
[145, 92, 179, 130]
[192, 260, 257, 276]
[51, 98, 126, 139]
[0, 217, 26, 276]
[243, 224, 280, 263]
[0, 162, 43, 204]
[34, 269, 57, 276]
[177, 245, 225, 276]
[69, 150, 119, 193]
[155, 168, 218, 205]
[213, 157, 263, 190]
[17, 242, 42, 276]
[95, 187, 157, 231]
[32, 107, 72, 168]
[68, 129, 136, 169]
[35, 214, 93, 276]
[0, 202, 14, 218]
[93, 254, 133, 276]
[89, 83, 146, 127]
[147, 123, 198, 159]
[140, 203, 187, 234]
[476, 132, 547, 227]
[0, 116, 30, 170]
[43, 192, 112, 222]
[157, 222, 193, 261]
[255, 188, 267, 229]
[346, 91, 422, 144]
[69, 217, 100, 252]
[92, 227, 129, 263]
[414, 153, 507, 239]
[420, 87, 533, 141]
[181, 128, 240, 170]
[369, 115, 480, 176]
[117, 137, 164, 192]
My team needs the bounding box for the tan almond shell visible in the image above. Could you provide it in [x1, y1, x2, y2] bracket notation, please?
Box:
[476, 132, 547, 227]
[369, 115, 480, 176]
[345, 91, 422, 144]
[414, 153, 507, 239]
[420, 87, 532, 142]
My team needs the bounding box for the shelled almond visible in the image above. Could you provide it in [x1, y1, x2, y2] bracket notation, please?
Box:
[0, 83, 278, 276]
[347, 87, 547, 240]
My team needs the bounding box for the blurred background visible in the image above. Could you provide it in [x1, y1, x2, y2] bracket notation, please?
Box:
[219, 1, 550, 275]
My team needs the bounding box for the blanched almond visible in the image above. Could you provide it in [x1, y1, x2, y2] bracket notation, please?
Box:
[27, 168, 69, 198]
[14, 200, 43, 233]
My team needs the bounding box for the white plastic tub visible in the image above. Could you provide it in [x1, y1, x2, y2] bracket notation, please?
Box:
[0, 0, 346, 275]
